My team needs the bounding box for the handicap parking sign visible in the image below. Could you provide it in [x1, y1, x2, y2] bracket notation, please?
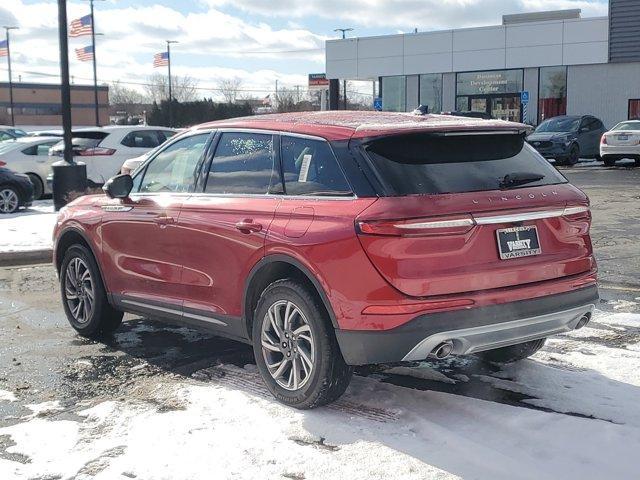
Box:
[521, 91, 530, 104]
[373, 97, 382, 111]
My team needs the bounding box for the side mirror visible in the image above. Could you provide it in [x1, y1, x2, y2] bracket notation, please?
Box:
[103, 174, 133, 199]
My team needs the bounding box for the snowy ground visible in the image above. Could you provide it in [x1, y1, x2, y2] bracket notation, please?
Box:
[0, 263, 639, 480]
[0, 200, 56, 253]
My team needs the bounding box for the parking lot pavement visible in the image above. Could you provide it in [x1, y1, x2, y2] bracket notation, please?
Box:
[561, 162, 640, 289]
[0, 264, 639, 480]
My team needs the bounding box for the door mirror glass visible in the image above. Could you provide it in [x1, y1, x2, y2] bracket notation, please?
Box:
[104, 174, 133, 199]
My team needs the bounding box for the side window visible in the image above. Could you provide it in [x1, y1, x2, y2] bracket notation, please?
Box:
[204, 132, 277, 194]
[280, 136, 352, 196]
[581, 118, 599, 132]
[137, 134, 209, 193]
[21, 145, 38, 155]
[157, 130, 176, 142]
[121, 130, 162, 148]
[37, 143, 56, 156]
[0, 132, 11, 141]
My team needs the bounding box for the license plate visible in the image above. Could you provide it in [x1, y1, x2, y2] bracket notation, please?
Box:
[496, 226, 541, 260]
[618, 134, 629, 141]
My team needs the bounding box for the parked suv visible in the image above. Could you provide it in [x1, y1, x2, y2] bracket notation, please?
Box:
[53, 112, 598, 409]
[527, 115, 606, 165]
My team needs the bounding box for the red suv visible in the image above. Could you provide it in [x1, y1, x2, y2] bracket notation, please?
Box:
[53, 112, 598, 409]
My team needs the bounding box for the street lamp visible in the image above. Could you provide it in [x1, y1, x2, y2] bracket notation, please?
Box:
[2, 26, 19, 126]
[166, 39, 178, 127]
[334, 28, 353, 109]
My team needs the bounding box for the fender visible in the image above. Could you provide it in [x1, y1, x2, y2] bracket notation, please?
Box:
[243, 254, 339, 330]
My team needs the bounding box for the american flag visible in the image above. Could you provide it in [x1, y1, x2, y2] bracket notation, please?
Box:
[75, 45, 94, 62]
[69, 14, 93, 37]
[0, 40, 7, 57]
[153, 51, 169, 68]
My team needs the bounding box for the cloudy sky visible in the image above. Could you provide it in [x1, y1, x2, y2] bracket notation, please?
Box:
[0, 0, 608, 100]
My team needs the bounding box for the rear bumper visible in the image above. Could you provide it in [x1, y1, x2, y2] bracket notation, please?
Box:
[600, 145, 640, 158]
[335, 285, 598, 365]
[529, 142, 570, 159]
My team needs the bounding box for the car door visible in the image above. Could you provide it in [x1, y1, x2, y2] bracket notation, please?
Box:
[177, 130, 281, 334]
[578, 117, 600, 156]
[100, 132, 212, 315]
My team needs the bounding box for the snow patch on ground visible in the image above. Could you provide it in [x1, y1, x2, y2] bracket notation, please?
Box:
[0, 200, 56, 252]
[0, 389, 16, 402]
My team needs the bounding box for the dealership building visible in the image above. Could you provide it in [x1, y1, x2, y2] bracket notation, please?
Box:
[325, 1, 640, 127]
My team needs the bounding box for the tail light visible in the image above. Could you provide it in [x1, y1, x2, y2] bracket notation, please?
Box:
[0, 161, 5, 167]
[357, 215, 475, 237]
[562, 205, 591, 221]
[76, 147, 116, 156]
[600, 135, 607, 145]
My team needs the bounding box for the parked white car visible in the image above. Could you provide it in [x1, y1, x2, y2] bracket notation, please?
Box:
[49, 126, 176, 184]
[0, 136, 62, 199]
[120, 145, 163, 175]
[600, 120, 640, 167]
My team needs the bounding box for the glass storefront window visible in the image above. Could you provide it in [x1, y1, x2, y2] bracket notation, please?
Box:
[419, 74, 442, 113]
[381, 76, 406, 112]
[456, 70, 523, 96]
[538, 66, 567, 123]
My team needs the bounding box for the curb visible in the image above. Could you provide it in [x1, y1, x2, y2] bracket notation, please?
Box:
[0, 249, 53, 267]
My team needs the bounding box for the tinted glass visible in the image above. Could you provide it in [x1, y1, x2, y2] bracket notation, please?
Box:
[365, 133, 567, 195]
[21, 145, 38, 155]
[121, 130, 161, 148]
[535, 117, 580, 133]
[381, 76, 406, 112]
[613, 121, 640, 131]
[419, 74, 442, 113]
[538, 66, 567, 122]
[457, 70, 523, 96]
[0, 132, 12, 141]
[280, 136, 351, 196]
[137, 134, 209, 193]
[205, 132, 277, 194]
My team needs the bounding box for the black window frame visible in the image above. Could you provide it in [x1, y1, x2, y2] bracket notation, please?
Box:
[120, 130, 165, 149]
[628, 99, 640, 120]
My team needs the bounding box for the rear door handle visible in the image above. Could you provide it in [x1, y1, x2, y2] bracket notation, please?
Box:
[235, 219, 263, 234]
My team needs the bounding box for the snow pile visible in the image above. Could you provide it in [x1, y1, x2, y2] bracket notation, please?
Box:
[0, 389, 16, 402]
[0, 200, 56, 253]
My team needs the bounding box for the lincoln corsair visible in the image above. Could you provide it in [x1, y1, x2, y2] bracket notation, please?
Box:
[53, 111, 598, 408]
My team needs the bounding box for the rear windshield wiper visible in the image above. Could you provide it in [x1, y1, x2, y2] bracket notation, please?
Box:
[499, 172, 545, 190]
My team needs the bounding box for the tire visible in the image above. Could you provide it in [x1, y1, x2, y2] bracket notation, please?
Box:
[635, 157, 640, 167]
[567, 144, 580, 165]
[0, 185, 20, 214]
[477, 338, 546, 364]
[603, 157, 616, 167]
[26, 173, 44, 200]
[554, 157, 567, 166]
[252, 279, 353, 409]
[60, 244, 123, 338]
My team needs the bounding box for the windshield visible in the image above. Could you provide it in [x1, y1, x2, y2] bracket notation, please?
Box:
[535, 117, 580, 133]
[612, 122, 640, 131]
[364, 132, 567, 195]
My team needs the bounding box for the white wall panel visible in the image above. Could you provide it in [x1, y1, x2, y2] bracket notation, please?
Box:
[506, 45, 564, 68]
[453, 27, 505, 51]
[357, 56, 403, 78]
[404, 31, 452, 55]
[403, 53, 452, 75]
[506, 22, 563, 47]
[563, 18, 609, 43]
[325, 39, 357, 61]
[357, 36, 403, 59]
[453, 49, 505, 72]
[563, 42, 609, 65]
[326, 59, 358, 79]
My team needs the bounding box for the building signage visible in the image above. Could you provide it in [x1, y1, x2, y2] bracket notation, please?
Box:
[521, 91, 530, 104]
[456, 69, 523, 96]
[308, 73, 329, 90]
[373, 97, 382, 111]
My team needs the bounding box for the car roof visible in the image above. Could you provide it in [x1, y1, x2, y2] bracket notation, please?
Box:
[71, 125, 175, 134]
[10, 136, 61, 144]
[193, 111, 526, 141]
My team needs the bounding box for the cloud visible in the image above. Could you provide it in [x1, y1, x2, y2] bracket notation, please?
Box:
[205, 0, 608, 30]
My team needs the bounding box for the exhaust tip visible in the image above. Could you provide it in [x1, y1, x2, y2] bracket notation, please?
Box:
[430, 340, 454, 360]
[575, 312, 592, 330]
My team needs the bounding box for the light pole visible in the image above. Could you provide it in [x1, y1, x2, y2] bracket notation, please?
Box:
[334, 28, 353, 110]
[166, 40, 178, 127]
[87, 0, 104, 126]
[2, 26, 18, 126]
[52, 0, 87, 211]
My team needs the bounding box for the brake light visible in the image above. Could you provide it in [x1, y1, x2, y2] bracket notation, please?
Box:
[0, 161, 5, 167]
[357, 215, 475, 237]
[76, 147, 116, 156]
[601, 135, 607, 145]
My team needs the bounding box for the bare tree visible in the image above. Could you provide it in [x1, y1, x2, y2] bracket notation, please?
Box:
[109, 81, 148, 105]
[216, 77, 244, 104]
[145, 73, 199, 103]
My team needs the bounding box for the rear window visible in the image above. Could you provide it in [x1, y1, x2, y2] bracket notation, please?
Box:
[364, 132, 567, 195]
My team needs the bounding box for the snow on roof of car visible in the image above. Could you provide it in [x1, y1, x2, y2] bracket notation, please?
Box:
[195, 110, 526, 141]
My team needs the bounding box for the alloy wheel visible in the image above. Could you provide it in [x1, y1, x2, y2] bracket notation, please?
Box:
[261, 300, 315, 391]
[64, 257, 95, 324]
[0, 188, 19, 213]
